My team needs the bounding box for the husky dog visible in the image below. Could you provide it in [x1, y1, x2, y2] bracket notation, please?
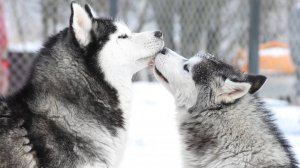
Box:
[0, 2, 164, 168]
[154, 48, 298, 168]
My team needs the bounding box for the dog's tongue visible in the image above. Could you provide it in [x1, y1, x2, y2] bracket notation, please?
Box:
[148, 58, 155, 67]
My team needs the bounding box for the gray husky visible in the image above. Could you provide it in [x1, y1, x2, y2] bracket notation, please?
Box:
[0, 2, 164, 168]
[154, 48, 298, 168]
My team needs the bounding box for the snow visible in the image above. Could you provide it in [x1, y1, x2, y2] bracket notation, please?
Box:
[265, 99, 300, 160]
[120, 82, 300, 168]
[120, 82, 182, 168]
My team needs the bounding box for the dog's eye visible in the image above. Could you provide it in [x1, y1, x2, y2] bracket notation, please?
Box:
[118, 34, 128, 39]
[183, 64, 189, 72]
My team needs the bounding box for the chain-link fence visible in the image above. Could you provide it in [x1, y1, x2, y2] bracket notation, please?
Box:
[4, 0, 109, 94]
[3, 0, 300, 102]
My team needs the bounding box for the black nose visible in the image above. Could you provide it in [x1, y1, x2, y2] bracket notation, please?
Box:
[154, 31, 163, 38]
[160, 48, 167, 55]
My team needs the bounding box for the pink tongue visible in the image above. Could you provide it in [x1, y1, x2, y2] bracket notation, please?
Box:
[148, 59, 155, 67]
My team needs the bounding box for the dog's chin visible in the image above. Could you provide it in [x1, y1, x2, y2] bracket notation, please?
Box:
[136, 47, 165, 68]
[136, 55, 154, 62]
[135, 56, 155, 70]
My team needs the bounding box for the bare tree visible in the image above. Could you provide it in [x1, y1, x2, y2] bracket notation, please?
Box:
[8, 0, 26, 43]
[289, 4, 300, 105]
[260, 0, 289, 42]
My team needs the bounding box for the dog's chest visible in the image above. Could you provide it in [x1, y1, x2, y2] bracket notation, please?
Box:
[42, 99, 128, 168]
[61, 113, 127, 168]
[79, 127, 126, 168]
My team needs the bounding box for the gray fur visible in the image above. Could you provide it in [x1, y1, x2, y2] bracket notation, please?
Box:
[0, 3, 164, 168]
[154, 48, 298, 168]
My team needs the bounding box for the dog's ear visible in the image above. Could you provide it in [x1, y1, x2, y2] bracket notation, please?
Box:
[246, 74, 267, 94]
[84, 4, 97, 19]
[217, 79, 251, 103]
[70, 2, 92, 46]
[217, 75, 266, 103]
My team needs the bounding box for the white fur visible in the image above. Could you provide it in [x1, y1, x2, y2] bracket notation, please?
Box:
[70, 5, 164, 166]
[97, 22, 164, 167]
[154, 49, 198, 109]
[71, 3, 92, 46]
[217, 79, 251, 103]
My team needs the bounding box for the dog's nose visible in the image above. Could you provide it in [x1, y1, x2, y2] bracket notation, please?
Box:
[154, 31, 163, 38]
[160, 48, 167, 55]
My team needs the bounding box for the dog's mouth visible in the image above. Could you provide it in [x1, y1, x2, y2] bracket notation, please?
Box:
[154, 66, 169, 83]
[137, 47, 165, 63]
[146, 48, 167, 67]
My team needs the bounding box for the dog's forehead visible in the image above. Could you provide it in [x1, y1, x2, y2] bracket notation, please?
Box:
[195, 51, 215, 59]
[188, 56, 202, 66]
[188, 53, 214, 68]
[190, 53, 243, 83]
[114, 22, 131, 34]
[191, 52, 227, 70]
[94, 17, 114, 26]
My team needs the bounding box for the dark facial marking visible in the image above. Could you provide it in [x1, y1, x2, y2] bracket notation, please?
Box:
[192, 57, 244, 85]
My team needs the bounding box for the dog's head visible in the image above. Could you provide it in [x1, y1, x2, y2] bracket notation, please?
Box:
[70, 3, 164, 77]
[154, 48, 266, 109]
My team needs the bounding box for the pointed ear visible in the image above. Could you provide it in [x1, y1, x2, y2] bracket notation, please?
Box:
[246, 75, 267, 94]
[218, 79, 251, 103]
[84, 4, 97, 18]
[70, 2, 92, 46]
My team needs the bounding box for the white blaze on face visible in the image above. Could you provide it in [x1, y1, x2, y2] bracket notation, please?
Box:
[98, 21, 164, 121]
[98, 21, 164, 86]
[154, 48, 199, 109]
[69, 3, 164, 168]
[104, 22, 164, 73]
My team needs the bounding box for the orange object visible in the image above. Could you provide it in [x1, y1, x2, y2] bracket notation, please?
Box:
[260, 41, 288, 49]
[232, 41, 296, 74]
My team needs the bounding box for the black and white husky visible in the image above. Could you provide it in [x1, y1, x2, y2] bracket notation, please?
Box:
[154, 48, 298, 168]
[0, 2, 164, 168]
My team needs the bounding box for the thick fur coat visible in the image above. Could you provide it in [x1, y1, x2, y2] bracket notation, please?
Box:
[0, 3, 164, 168]
[154, 48, 298, 168]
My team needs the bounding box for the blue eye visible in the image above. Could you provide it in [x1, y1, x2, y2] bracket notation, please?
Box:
[183, 64, 189, 72]
[118, 34, 128, 39]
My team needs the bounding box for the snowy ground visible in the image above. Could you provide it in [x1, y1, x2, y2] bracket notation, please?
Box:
[120, 82, 300, 168]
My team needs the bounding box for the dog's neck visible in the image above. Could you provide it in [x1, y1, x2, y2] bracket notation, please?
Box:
[100, 67, 134, 122]
[179, 94, 258, 123]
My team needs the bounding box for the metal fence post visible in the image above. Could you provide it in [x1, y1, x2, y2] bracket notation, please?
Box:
[248, 0, 260, 74]
[109, 0, 118, 19]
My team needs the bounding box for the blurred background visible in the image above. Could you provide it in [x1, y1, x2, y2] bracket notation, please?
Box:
[1, 0, 300, 167]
